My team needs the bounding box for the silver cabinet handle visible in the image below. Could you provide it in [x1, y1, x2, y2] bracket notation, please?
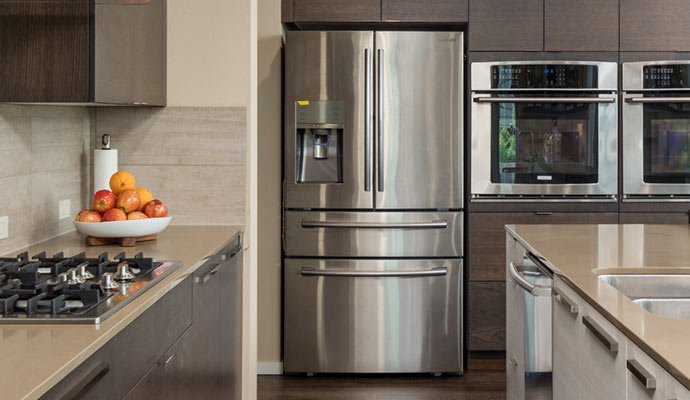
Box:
[626, 97, 690, 103]
[364, 48, 372, 192]
[196, 264, 220, 284]
[508, 262, 551, 296]
[553, 289, 579, 316]
[301, 220, 448, 229]
[627, 359, 657, 390]
[377, 48, 384, 192]
[473, 96, 615, 103]
[300, 267, 447, 277]
[582, 315, 619, 354]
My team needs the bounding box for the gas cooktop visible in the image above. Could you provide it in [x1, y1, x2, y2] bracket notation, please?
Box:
[0, 251, 182, 324]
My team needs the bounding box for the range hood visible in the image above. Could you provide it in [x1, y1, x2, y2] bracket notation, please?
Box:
[0, 0, 166, 106]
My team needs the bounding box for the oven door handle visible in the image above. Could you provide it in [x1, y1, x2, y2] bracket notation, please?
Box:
[301, 219, 448, 229]
[626, 96, 690, 103]
[473, 96, 615, 104]
[300, 267, 447, 277]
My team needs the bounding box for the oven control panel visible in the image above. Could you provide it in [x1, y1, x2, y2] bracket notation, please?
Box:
[491, 64, 598, 89]
[644, 64, 690, 88]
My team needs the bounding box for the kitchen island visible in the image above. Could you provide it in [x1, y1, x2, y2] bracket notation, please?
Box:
[507, 224, 690, 399]
[0, 225, 243, 400]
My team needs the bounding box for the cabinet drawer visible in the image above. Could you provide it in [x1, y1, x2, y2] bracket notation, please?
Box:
[293, 0, 381, 22]
[468, 281, 506, 352]
[382, 0, 468, 22]
[469, 212, 617, 281]
[666, 373, 690, 400]
[285, 211, 462, 258]
[626, 341, 667, 400]
[619, 213, 689, 224]
[42, 277, 193, 400]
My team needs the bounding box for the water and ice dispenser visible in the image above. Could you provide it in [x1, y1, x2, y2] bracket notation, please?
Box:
[295, 101, 344, 184]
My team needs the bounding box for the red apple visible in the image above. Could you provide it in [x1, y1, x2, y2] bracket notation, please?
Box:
[102, 208, 126, 222]
[116, 189, 141, 213]
[75, 210, 101, 223]
[92, 190, 117, 213]
[144, 200, 168, 218]
[127, 211, 149, 220]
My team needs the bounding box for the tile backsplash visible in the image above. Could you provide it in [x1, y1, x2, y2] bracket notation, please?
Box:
[95, 107, 246, 225]
[0, 105, 91, 255]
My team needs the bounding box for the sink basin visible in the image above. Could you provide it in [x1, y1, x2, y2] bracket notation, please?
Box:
[598, 274, 690, 320]
[598, 274, 690, 299]
[633, 299, 690, 320]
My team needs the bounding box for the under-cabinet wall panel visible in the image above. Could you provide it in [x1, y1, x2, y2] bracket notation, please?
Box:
[382, 0, 468, 22]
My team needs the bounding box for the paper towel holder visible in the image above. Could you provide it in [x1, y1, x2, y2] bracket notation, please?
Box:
[101, 134, 111, 150]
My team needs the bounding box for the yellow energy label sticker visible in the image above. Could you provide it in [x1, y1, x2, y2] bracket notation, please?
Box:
[297, 100, 310, 106]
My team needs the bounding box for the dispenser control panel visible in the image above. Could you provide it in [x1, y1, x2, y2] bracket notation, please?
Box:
[296, 101, 344, 125]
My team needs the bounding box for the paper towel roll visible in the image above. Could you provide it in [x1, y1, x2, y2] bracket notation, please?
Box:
[94, 149, 118, 192]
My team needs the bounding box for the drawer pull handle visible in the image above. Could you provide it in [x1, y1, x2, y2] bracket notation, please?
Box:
[582, 315, 618, 354]
[508, 262, 551, 296]
[60, 362, 110, 400]
[627, 359, 657, 390]
[553, 289, 579, 316]
[300, 267, 447, 278]
[196, 264, 220, 284]
[301, 220, 448, 229]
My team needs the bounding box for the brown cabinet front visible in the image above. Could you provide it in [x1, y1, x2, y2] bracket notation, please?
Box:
[621, 0, 690, 51]
[468, 212, 618, 281]
[468, 281, 506, 352]
[382, 0, 468, 22]
[293, 0, 381, 22]
[544, 0, 618, 51]
[619, 212, 690, 224]
[0, 0, 90, 103]
[469, 0, 543, 51]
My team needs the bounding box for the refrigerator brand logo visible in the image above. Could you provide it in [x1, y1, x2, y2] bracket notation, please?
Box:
[438, 38, 457, 42]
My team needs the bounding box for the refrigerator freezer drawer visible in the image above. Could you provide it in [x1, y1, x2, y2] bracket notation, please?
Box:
[283, 258, 463, 374]
[283, 211, 463, 258]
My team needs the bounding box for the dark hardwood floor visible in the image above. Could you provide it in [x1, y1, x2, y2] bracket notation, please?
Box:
[258, 359, 506, 400]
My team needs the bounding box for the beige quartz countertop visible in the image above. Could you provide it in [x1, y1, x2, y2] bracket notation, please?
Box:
[0, 225, 243, 400]
[507, 224, 690, 390]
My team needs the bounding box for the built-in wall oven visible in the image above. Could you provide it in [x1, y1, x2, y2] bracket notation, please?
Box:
[623, 61, 690, 200]
[471, 62, 618, 201]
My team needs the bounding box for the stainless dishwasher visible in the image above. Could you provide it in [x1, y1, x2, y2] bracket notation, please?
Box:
[506, 235, 553, 400]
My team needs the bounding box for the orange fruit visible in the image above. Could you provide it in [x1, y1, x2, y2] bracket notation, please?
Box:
[109, 171, 136, 195]
[135, 187, 154, 211]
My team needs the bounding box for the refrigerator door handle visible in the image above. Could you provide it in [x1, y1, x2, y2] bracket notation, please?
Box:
[377, 48, 384, 192]
[300, 267, 448, 277]
[301, 219, 448, 229]
[364, 48, 372, 192]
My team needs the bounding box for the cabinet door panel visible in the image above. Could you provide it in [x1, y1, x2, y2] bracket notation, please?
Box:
[382, 0, 468, 22]
[544, 0, 618, 51]
[552, 281, 584, 400]
[619, 213, 689, 224]
[621, 0, 690, 51]
[468, 281, 506, 351]
[293, 0, 381, 22]
[626, 341, 667, 400]
[666, 374, 690, 400]
[281, 0, 294, 22]
[469, 212, 618, 281]
[469, 0, 543, 51]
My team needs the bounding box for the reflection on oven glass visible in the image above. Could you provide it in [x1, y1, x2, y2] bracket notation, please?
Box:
[492, 102, 599, 184]
[649, 120, 690, 174]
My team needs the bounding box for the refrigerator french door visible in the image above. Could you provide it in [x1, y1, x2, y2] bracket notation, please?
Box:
[623, 61, 690, 199]
[283, 31, 463, 375]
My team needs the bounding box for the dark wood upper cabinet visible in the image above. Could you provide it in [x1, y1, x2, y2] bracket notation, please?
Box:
[469, 0, 543, 51]
[0, 1, 90, 103]
[0, 0, 166, 105]
[544, 0, 618, 51]
[293, 0, 381, 22]
[382, 0, 468, 22]
[621, 0, 690, 51]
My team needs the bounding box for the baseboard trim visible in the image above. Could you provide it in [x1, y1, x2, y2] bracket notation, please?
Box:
[258, 361, 283, 375]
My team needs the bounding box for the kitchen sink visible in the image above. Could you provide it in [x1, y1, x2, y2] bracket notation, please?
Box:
[633, 298, 690, 320]
[598, 274, 690, 320]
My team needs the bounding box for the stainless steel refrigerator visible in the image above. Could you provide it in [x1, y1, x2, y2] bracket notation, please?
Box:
[283, 31, 463, 374]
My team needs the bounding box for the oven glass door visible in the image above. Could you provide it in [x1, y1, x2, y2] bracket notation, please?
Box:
[642, 98, 690, 184]
[491, 96, 599, 185]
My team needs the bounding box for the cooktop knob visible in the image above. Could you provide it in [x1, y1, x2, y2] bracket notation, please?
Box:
[77, 262, 94, 280]
[101, 273, 119, 290]
[114, 263, 135, 281]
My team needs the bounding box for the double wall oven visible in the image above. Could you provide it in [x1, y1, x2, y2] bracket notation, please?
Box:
[623, 61, 690, 200]
[471, 62, 618, 201]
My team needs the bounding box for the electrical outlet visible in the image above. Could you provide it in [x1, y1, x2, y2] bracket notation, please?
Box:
[59, 199, 71, 220]
[0, 216, 8, 240]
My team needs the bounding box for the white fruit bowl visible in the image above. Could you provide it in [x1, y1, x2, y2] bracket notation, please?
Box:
[73, 217, 172, 238]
